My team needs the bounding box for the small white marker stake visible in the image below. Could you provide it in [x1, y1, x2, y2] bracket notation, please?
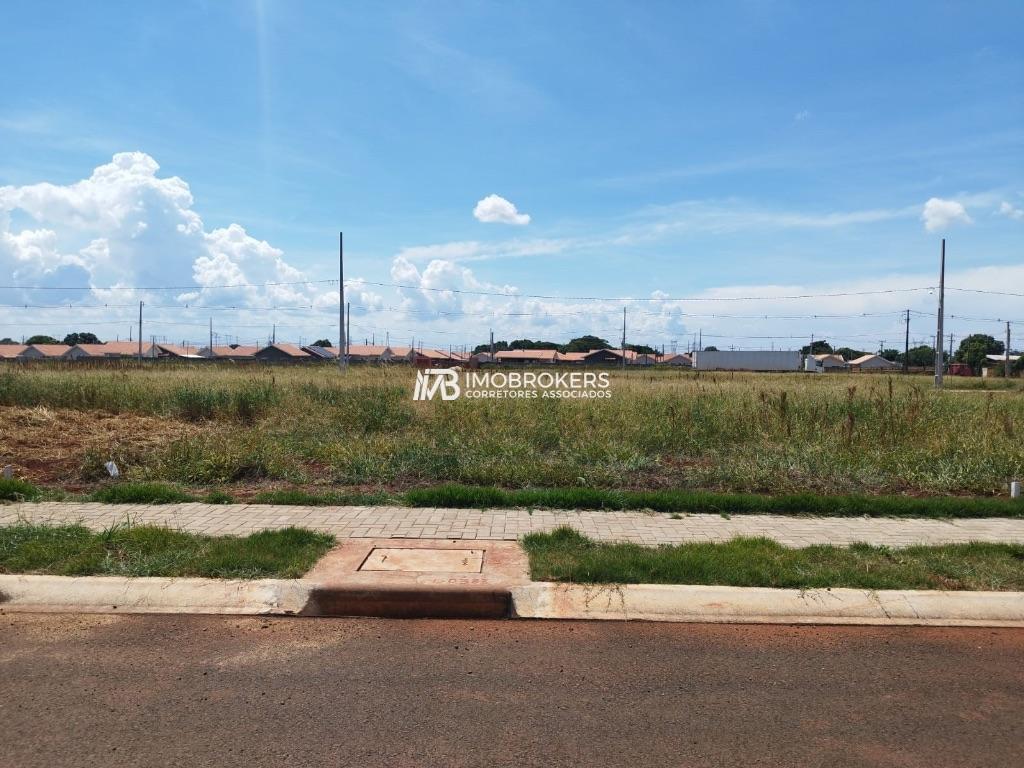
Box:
[1012, 481, 1021, 500]
[2, 465, 12, 479]
[105, 461, 120, 478]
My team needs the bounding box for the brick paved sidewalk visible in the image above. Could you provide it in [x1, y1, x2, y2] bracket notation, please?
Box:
[3, 502, 1024, 548]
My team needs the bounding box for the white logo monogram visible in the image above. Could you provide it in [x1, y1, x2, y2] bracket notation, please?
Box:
[412, 369, 462, 401]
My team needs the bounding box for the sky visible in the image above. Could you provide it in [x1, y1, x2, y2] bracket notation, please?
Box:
[1, 0, 1022, 353]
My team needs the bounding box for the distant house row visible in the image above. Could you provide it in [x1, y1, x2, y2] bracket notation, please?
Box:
[0, 341, 694, 367]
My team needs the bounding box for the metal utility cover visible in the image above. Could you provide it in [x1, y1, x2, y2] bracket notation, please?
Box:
[359, 548, 484, 573]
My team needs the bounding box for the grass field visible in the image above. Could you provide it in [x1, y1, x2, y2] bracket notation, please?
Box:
[0, 521, 334, 578]
[1, 362, 1022, 499]
[524, 527, 1024, 590]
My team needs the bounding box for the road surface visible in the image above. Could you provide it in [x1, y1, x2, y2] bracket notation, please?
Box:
[1, 615, 1021, 767]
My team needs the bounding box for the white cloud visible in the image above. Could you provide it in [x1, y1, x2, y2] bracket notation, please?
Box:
[998, 201, 1024, 221]
[793, 110, 810, 122]
[921, 197, 973, 232]
[473, 194, 531, 225]
[0, 153, 323, 307]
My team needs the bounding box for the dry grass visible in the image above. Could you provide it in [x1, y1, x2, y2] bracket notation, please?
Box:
[1, 363, 1022, 496]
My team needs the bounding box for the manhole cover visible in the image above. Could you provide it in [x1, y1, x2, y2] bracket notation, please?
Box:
[359, 548, 484, 573]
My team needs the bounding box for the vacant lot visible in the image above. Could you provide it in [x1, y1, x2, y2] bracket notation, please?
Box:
[1, 363, 1022, 497]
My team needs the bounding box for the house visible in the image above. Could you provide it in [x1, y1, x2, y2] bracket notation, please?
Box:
[301, 345, 340, 361]
[20, 344, 71, 360]
[0, 344, 28, 360]
[558, 351, 590, 364]
[253, 343, 312, 363]
[495, 349, 561, 365]
[660, 353, 693, 367]
[578, 348, 622, 365]
[981, 354, 1021, 378]
[849, 354, 899, 371]
[197, 344, 259, 361]
[413, 348, 459, 368]
[579, 348, 648, 365]
[65, 342, 158, 359]
[156, 344, 205, 359]
[384, 346, 415, 363]
[812, 353, 849, 371]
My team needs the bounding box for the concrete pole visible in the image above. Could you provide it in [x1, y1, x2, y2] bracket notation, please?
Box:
[935, 238, 945, 389]
[338, 232, 347, 371]
[1006, 321, 1012, 379]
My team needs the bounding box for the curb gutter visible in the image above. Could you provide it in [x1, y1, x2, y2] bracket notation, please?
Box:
[3, 575, 1023, 627]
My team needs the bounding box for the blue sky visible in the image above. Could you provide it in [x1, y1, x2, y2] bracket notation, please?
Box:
[1, 0, 1021, 351]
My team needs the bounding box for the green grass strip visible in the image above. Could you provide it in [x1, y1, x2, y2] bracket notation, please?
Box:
[251, 488, 396, 506]
[406, 483, 1024, 519]
[0, 522, 334, 578]
[0, 478, 40, 501]
[524, 527, 1024, 591]
[90, 482, 195, 504]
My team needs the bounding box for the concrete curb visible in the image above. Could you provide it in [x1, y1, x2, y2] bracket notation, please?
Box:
[4, 575, 1023, 626]
[0, 575, 313, 615]
[510, 583, 1024, 627]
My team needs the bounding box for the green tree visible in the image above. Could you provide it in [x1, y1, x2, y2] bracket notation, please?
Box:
[703, 345, 719, 352]
[0, 337, 17, 344]
[903, 345, 935, 367]
[954, 334, 1004, 376]
[25, 335, 60, 345]
[625, 343, 658, 355]
[560, 335, 613, 353]
[880, 348, 901, 362]
[509, 338, 560, 350]
[473, 340, 510, 354]
[800, 340, 834, 355]
[62, 332, 101, 345]
[311, 338, 332, 347]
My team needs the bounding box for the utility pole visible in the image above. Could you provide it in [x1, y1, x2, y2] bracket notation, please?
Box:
[621, 307, 627, 370]
[935, 238, 945, 389]
[948, 333, 954, 365]
[346, 301, 351, 365]
[1006, 321, 1012, 379]
[338, 232, 347, 372]
[903, 309, 910, 374]
[209, 317, 213, 353]
[137, 301, 143, 362]
[489, 329, 494, 361]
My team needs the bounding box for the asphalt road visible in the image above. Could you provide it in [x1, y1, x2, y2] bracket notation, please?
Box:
[1, 615, 1021, 768]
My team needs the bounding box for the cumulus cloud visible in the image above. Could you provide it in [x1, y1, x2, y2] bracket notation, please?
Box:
[998, 201, 1024, 221]
[921, 197, 972, 232]
[0, 152, 338, 345]
[0, 152, 327, 308]
[473, 194, 531, 225]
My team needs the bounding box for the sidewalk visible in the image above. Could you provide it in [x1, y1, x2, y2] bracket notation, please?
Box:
[4, 501, 1024, 547]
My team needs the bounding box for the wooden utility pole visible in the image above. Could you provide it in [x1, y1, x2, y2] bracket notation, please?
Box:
[935, 239, 945, 389]
[137, 301, 143, 362]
